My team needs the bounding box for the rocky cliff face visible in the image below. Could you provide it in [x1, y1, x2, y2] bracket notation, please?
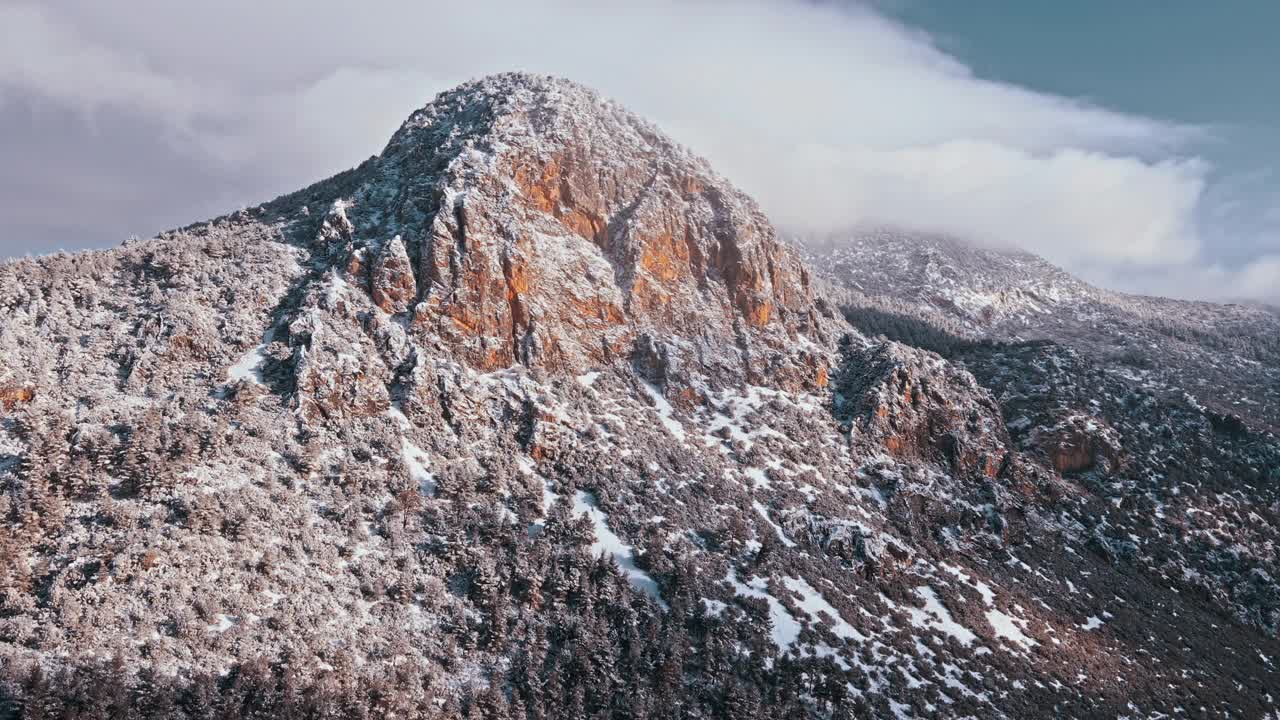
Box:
[343, 75, 832, 388]
[1, 75, 1277, 720]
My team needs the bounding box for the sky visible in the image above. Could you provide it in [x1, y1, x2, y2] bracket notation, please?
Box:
[0, 0, 1276, 303]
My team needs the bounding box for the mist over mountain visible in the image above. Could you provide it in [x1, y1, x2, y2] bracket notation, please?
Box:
[1, 74, 1277, 719]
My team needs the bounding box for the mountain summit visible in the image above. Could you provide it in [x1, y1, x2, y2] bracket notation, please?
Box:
[1, 75, 1278, 719]
[294, 73, 830, 383]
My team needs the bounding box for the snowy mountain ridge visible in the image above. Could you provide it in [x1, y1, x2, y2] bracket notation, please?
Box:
[806, 228, 1280, 432]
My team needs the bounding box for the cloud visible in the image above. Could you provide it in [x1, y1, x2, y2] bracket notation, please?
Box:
[0, 5, 212, 121]
[0, 0, 1270, 301]
[1088, 255, 1280, 306]
[759, 141, 1206, 267]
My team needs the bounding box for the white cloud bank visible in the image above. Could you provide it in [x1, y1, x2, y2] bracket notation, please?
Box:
[0, 0, 1273, 302]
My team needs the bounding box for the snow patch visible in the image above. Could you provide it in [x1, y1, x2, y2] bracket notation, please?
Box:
[640, 380, 686, 442]
[744, 467, 771, 489]
[940, 562, 995, 606]
[727, 572, 801, 651]
[987, 609, 1038, 649]
[402, 440, 436, 496]
[572, 491, 667, 609]
[702, 598, 728, 617]
[753, 501, 797, 548]
[386, 405, 411, 429]
[907, 586, 976, 646]
[782, 576, 866, 642]
[206, 614, 236, 633]
[227, 328, 274, 384]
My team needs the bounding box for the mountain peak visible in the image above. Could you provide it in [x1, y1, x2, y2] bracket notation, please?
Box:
[383, 72, 681, 172]
[285, 74, 837, 389]
[392, 72, 616, 138]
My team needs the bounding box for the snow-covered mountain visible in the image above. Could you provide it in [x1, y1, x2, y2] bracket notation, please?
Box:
[806, 230, 1280, 433]
[1, 74, 1277, 719]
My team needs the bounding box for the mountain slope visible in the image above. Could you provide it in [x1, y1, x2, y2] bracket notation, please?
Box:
[1, 75, 1278, 719]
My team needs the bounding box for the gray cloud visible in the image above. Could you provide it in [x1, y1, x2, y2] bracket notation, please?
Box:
[0, 94, 254, 255]
[0, 0, 1273, 302]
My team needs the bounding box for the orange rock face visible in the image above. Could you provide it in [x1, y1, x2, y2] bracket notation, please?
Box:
[512, 157, 608, 247]
[355, 74, 840, 399]
[814, 364, 829, 389]
[345, 249, 367, 280]
[0, 385, 35, 411]
[638, 232, 688, 284]
[414, 157, 814, 379]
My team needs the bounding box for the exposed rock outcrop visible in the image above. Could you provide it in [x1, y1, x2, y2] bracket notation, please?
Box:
[1036, 414, 1122, 476]
[370, 235, 417, 314]
[0, 385, 34, 412]
[840, 341, 1010, 481]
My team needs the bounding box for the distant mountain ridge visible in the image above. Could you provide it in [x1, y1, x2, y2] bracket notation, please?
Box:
[803, 228, 1280, 432]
